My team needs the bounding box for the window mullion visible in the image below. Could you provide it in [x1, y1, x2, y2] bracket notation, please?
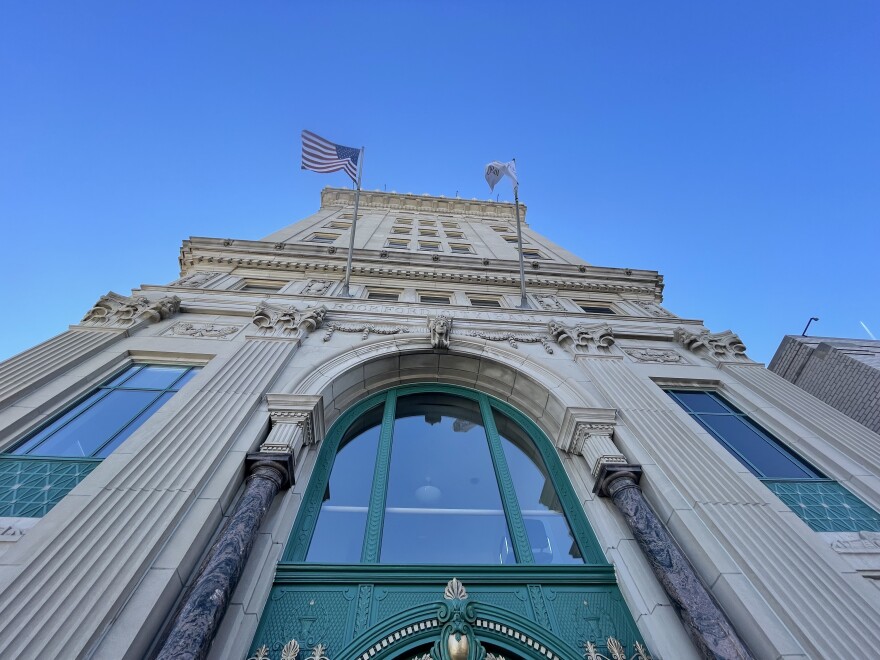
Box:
[360, 390, 397, 563]
[479, 395, 534, 564]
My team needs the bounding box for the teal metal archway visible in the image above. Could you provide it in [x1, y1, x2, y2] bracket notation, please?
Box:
[248, 384, 647, 659]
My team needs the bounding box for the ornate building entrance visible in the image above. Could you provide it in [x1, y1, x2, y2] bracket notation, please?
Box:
[247, 385, 646, 659]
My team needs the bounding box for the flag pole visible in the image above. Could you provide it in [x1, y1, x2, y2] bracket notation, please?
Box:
[512, 161, 530, 309]
[341, 146, 364, 298]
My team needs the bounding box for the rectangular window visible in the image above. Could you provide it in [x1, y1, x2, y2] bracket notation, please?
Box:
[325, 221, 352, 230]
[449, 243, 473, 254]
[307, 233, 340, 244]
[666, 390, 880, 532]
[469, 296, 502, 308]
[441, 222, 460, 229]
[445, 231, 465, 239]
[385, 239, 409, 249]
[491, 225, 509, 232]
[396, 217, 413, 224]
[502, 235, 520, 243]
[419, 241, 441, 252]
[577, 304, 616, 315]
[419, 229, 439, 238]
[1, 364, 200, 517]
[419, 219, 436, 226]
[239, 279, 287, 293]
[520, 249, 545, 260]
[392, 226, 411, 234]
[367, 290, 401, 302]
[420, 294, 452, 305]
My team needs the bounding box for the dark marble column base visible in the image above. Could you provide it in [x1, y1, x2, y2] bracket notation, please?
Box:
[155, 459, 289, 660]
[595, 464, 755, 660]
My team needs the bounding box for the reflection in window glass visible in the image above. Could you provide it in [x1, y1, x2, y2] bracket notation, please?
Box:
[10, 364, 199, 458]
[494, 410, 583, 564]
[667, 390, 821, 479]
[307, 405, 383, 563]
[381, 394, 512, 564]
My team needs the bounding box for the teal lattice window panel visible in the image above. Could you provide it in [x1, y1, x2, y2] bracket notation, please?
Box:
[762, 479, 880, 532]
[0, 456, 101, 518]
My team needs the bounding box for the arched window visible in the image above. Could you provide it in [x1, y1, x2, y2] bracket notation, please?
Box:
[253, 385, 645, 660]
[285, 385, 605, 565]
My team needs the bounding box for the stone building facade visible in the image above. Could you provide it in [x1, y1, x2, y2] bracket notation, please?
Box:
[769, 335, 880, 435]
[0, 188, 879, 659]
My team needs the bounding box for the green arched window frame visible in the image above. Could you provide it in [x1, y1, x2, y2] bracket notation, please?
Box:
[283, 383, 608, 566]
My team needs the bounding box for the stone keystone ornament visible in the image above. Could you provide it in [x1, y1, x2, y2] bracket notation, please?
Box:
[433, 578, 485, 660]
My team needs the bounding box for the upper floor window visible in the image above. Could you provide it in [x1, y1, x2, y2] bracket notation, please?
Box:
[577, 303, 616, 315]
[391, 226, 411, 235]
[420, 293, 452, 305]
[445, 231, 465, 239]
[324, 220, 352, 230]
[419, 229, 439, 237]
[297, 388, 589, 565]
[666, 389, 880, 532]
[449, 243, 473, 254]
[10, 364, 200, 459]
[469, 296, 502, 308]
[520, 248, 545, 260]
[367, 289, 401, 302]
[386, 238, 409, 250]
[307, 232, 340, 244]
[419, 241, 441, 252]
[238, 279, 286, 293]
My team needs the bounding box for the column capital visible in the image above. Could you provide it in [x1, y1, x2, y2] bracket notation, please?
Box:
[592, 463, 644, 497]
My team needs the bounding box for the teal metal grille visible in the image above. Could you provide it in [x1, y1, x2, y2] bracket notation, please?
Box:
[762, 479, 880, 532]
[0, 456, 101, 518]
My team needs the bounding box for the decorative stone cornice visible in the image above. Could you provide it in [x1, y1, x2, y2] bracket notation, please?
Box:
[556, 407, 628, 475]
[548, 321, 615, 355]
[260, 394, 324, 454]
[251, 303, 327, 339]
[321, 186, 526, 223]
[673, 327, 748, 362]
[169, 271, 223, 288]
[80, 292, 181, 329]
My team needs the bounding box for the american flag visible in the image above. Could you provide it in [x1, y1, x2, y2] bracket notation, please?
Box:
[301, 130, 361, 181]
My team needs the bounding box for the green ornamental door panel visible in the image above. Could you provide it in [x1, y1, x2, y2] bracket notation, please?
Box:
[249, 385, 649, 660]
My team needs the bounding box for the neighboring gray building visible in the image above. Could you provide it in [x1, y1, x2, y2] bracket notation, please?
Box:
[770, 335, 880, 435]
[0, 188, 879, 659]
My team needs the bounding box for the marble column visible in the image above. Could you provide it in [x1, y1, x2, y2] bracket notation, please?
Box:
[595, 465, 754, 660]
[155, 455, 291, 660]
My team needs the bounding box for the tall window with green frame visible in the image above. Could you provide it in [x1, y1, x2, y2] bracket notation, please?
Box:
[291, 387, 605, 566]
[0, 364, 199, 517]
[666, 389, 880, 532]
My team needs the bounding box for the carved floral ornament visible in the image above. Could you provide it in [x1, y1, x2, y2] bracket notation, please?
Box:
[622, 347, 683, 364]
[673, 327, 748, 361]
[165, 322, 240, 339]
[81, 292, 181, 328]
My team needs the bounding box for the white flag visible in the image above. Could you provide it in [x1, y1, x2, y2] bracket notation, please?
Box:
[485, 160, 518, 192]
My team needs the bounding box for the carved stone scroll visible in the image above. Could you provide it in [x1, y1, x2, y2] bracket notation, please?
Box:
[164, 322, 240, 339]
[622, 347, 683, 364]
[80, 292, 181, 329]
[673, 327, 747, 361]
[548, 321, 614, 355]
[252, 303, 327, 339]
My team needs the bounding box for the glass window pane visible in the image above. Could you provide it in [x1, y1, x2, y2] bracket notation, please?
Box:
[670, 391, 730, 414]
[692, 414, 817, 479]
[169, 368, 198, 391]
[307, 405, 383, 563]
[120, 365, 188, 390]
[381, 393, 512, 564]
[12, 390, 109, 455]
[26, 390, 161, 457]
[494, 409, 583, 564]
[104, 365, 143, 388]
[94, 392, 174, 457]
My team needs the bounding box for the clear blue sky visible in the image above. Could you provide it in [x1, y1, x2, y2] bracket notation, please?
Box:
[1, 2, 878, 364]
